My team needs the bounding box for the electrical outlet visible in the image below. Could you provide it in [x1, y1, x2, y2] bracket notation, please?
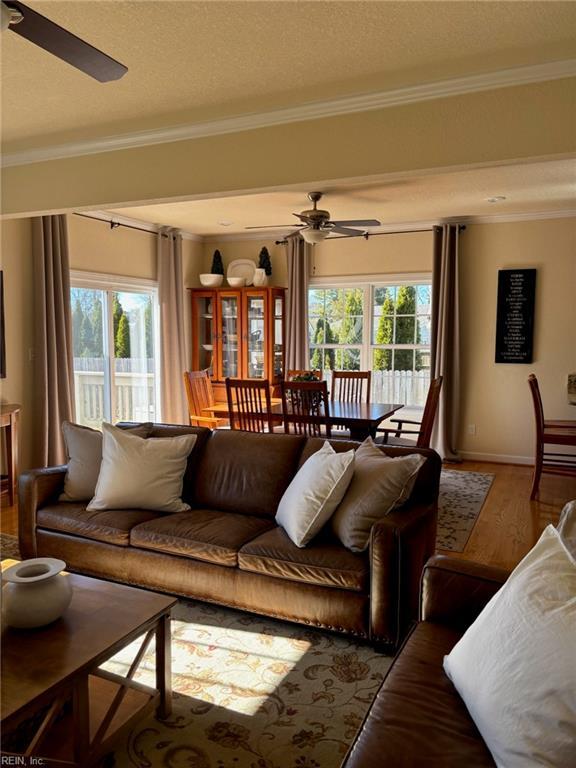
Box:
[467, 424, 476, 435]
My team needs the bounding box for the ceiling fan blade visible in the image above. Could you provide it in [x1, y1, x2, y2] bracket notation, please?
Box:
[4, 1, 128, 82]
[245, 224, 303, 230]
[329, 225, 365, 236]
[330, 219, 381, 227]
[293, 213, 313, 223]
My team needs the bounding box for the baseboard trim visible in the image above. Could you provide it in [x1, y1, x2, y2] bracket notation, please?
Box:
[459, 451, 533, 466]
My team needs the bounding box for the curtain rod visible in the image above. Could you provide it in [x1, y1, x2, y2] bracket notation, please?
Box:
[275, 224, 466, 245]
[74, 212, 171, 238]
[74, 212, 465, 244]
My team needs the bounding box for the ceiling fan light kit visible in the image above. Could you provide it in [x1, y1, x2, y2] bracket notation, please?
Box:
[301, 227, 331, 244]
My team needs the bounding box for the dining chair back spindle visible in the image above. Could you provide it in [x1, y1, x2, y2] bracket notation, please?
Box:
[183, 370, 227, 429]
[226, 378, 275, 433]
[331, 370, 371, 403]
[528, 374, 576, 499]
[281, 380, 332, 438]
[377, 375, 443, 449]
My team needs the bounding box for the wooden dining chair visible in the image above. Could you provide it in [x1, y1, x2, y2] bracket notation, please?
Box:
[377, 376, 443, 449]
[183, 370, 227, 429]
[331, 370, 371, 403]
[287, 370, 323, 381]
[226, 378, 275, 433]
[528, 374, 576, 499]
[281, 380, 332, 438]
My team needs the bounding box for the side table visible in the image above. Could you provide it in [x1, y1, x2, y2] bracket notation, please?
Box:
[1, 404, 20, 506]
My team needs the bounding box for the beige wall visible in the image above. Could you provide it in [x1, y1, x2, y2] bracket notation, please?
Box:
[68, 214, 157, 278]
[0, 218, 35, 471]
[459, 217, 576, 462]
[312, 230, 433, 276]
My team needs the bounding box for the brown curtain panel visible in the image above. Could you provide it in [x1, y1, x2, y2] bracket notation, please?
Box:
[285, 234, 312, 371]
[430, 224, 461, 461]
[158, 227, 188, 425]
[33, 215, 75, 467]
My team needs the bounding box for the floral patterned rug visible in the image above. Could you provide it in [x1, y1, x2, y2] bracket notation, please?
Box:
[106, 601, 392, 768]
[437, 469, 494, 552]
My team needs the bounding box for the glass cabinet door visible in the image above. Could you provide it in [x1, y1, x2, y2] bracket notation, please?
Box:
[195, 295, 215, 375]
[219, 294, 240, 379]
[273, 293, 284, 380]
[246, 294, 266, 378]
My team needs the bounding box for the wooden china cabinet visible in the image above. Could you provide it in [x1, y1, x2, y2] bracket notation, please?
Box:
[189, 286, 286, 400]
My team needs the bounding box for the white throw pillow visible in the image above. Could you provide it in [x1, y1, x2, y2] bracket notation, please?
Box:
[87, 423, 197, 513]
[331, 437, 426, 551]
[276, 441, 354, 548]
[443, 525, 576, 768]
[60, 420, 152, 501]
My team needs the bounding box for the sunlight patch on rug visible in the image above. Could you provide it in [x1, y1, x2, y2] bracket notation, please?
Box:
[108, 600, 392, 768]
[104, 607, 312, 717]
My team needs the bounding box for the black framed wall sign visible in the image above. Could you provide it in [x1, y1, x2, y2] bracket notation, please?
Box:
[495, 268, 536, 364]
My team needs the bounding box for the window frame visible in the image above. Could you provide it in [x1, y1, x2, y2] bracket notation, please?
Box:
[308, 272, 432, 372]
[70, 270, 161, 423]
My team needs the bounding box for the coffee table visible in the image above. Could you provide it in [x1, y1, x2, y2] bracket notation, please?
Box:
[1, 566, 177, 767]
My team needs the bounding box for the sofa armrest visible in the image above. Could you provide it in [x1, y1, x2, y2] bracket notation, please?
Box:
[420, 555, 509, 631]
[369, 500, 437, 649]
[18, 467, 67, 558]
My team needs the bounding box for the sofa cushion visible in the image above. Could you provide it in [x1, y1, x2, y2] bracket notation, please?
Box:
[60, 420, 153, 502]
[118, 423, 212, 507]
[37, 503, 160, 547]
[193, 430, 306, 518]
[130, 510, 275, 567]
[344, 622, 495, 768]
[87, 424, 197, 513]
[238, 527, 368, 591]
[276, 441, 355, 548]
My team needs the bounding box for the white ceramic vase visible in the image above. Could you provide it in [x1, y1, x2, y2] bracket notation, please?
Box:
[253, 268, 268, 286]
[1, 558, 73, 629]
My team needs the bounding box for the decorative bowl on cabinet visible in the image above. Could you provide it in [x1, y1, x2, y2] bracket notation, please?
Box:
[199, 274, 224, 287]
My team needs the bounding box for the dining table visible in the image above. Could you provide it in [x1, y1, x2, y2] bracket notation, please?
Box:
[203, 400, 404, 441]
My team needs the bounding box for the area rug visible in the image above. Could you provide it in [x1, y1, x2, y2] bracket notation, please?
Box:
[0, 531, 20, 559]
[436, 469, 494, 552]
[107, 600, 392, 768]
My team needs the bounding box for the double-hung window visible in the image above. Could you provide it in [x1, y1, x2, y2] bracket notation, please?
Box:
[70, 272, 160, 428]
[308, 275, 432, 406]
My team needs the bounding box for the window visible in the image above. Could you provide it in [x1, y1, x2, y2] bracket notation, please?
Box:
[309, 288, 364, 372]
[308, 277, 431, 406]
[70, 273, 160, 428]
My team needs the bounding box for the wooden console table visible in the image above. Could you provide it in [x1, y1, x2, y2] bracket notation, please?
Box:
[1, 404, 20, 506]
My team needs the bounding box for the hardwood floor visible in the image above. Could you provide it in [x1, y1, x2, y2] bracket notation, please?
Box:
[1, 461, 575, 572]
[438, 461, 575, 571]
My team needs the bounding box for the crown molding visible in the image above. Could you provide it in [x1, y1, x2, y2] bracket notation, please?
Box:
[443, 209, 576, 225]
[4, 59, 576, 168]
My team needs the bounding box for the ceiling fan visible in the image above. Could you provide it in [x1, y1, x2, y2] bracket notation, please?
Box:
[1, 0, 127, 82]
[246, 191, 381, 244]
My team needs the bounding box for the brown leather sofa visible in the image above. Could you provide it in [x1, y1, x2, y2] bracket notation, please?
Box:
[343, 555, 509, 767]
[19, 425, 441, 649]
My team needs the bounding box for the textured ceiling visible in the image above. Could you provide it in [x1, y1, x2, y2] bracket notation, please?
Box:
[3, 1, 576, 150]
[111, 160, 576, 235]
